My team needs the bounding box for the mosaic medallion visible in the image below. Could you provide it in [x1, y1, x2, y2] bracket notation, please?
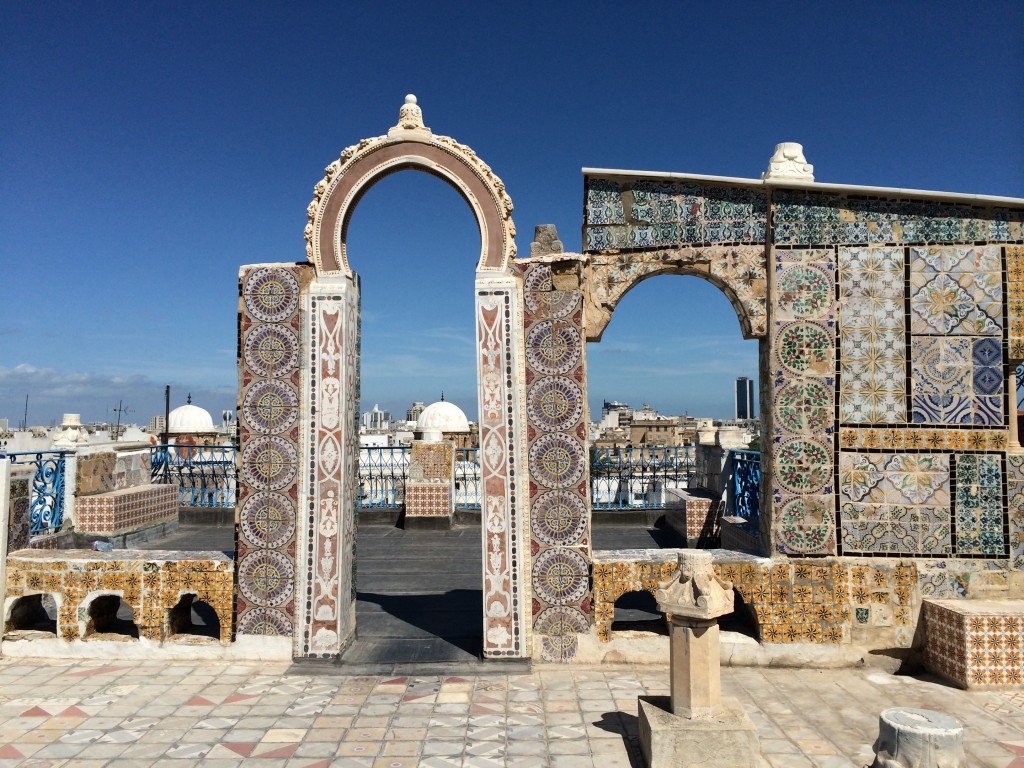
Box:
[536, 605, 589, 662]
[532, 548, 589, 605]
[775, 322, 833, 376]
[236, 606, 292, 636]
[242, 436, 297, 490]
[777, 265, 833, 318]
[244, 324, 299, 378]
[526, 320, 581, 375]
[774, 438, 831, 494]
[243, 267, 299, 322]
[527, 376, 584, 433]
[524, 267, 579, 319]
[776, 495, 831, 526]
[242, 380, 298, 434]
[529, 433, 585, 489]
[531, 489, 587, 546]
[239, 491, 296, 548]
[774, 379, 832, 434]
[238, 549, 295, 608]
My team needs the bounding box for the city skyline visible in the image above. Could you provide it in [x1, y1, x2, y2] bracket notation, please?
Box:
[2, 3, 1021, 426]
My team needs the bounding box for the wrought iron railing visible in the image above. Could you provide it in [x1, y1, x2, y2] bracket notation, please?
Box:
[729, 449, 761, 533]
[454, 447, 481, 509]
[6, 451, 67, 536]
[358, 447, 408, 507]
[590, 446, 695, 509]
[151, 444, 236, 508]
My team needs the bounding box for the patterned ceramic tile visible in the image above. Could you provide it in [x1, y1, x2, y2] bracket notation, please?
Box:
[924, 599, 1024, 687]
[910, 246, 1001, 336]
[955, 455, 1006, 556]
[911, 336, 1004, 426]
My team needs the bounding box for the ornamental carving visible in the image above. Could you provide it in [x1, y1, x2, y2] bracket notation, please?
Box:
[305, 95, 517, 275]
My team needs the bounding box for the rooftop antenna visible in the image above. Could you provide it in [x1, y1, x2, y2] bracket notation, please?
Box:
[21, 394, 28, 431]
[112, 400, 133, 440]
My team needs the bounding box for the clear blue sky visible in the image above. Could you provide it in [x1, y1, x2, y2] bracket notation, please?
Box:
[2, 2, 1022, 427]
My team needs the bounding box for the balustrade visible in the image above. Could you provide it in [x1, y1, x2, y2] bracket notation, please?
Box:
[150, 445, 236, 508]
[5, 451, 67, 536]
[728, 449, 760, 533]
[590, 446, 695, 509]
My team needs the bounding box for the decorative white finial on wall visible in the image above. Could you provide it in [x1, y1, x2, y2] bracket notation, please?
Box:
[762, 142, 814, 182]
[397, 94, 425, 130]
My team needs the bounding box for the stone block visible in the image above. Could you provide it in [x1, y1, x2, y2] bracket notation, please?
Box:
[923, 598, 1024, 687]
[871, 707, 964, 768]
[638, 696, 759, 768]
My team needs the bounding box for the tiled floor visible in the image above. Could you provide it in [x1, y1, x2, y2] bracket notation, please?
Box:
[0, 658, 1022, 767]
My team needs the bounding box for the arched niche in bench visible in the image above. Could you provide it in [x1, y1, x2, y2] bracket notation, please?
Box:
[3, 593, 58, 638]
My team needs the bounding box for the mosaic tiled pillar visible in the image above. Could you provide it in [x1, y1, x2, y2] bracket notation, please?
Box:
[520, 262, 591, 661]
[475, 272, 528, 657]
[236, 263, 307, 640]
[769, 248, 837, 554]
[295, 276, 360, 657]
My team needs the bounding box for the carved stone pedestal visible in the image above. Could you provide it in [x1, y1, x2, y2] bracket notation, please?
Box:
[871, 708, 965, 768]
[639, 696, 759, 768]
[638, 551, 759, 767]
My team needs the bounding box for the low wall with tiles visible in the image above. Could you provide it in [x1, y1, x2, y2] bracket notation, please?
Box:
[3, 549, 233, 645]
[591, 549, 924, 651]
[923, 598, 1024, 687]
[75, 484, 177, 536]
[405, 443, 454, 520]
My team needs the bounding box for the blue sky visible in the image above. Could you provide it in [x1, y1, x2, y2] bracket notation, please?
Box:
[2, 2, 1022, 426]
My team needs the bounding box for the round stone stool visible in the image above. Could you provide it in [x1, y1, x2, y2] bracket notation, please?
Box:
[871, 708, 965, 768]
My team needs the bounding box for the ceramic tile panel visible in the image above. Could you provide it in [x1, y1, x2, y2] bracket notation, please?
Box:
[839, 426, 1009, 452]
[770, 249, 836, 555]
[838, 247, 906, 424]
[476, 276, 527, 657]
[909, 246, 1002, 336]
[839, 452, 951, 556]
[236, 264, 305, 643]
[774, 191, 1024, 247]
[1009, 456, 1024, 570]
[521, 262, 590, 662]
[1007, 247, 1024, 358]
[910, 336, 1004, 426]
[583, 177, 768, 250]
[955, 455, 1006, 556]
[924, 599, 1024, 687]
[75, 453, 117, 496]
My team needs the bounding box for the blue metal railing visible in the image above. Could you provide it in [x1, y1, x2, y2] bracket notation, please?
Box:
[729, 449, 761, 533]
[454, 447, 481, 509]
[590, 446, 695, 509]
[151, 444, 236, 508]
[5, 451, 67, 536]
[358, 447, 408, 507]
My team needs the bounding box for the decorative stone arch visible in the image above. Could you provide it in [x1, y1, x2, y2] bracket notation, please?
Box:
[305, 95, 517, 276]
[233, 96, 530, 659]
[583, 245, 768, 342]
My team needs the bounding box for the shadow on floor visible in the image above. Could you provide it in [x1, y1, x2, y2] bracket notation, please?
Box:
[593, 710, 644, 768]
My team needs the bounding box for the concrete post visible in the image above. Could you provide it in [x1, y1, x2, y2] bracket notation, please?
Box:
[668, 616, 721, 718]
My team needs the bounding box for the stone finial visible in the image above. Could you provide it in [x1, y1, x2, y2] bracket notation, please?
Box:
[762, 142, 814, 182]
[530, 224, 564, 257]
[655, 551, 734, 621]
[396, 94, 427, 130]
[52, 413, 88, 450]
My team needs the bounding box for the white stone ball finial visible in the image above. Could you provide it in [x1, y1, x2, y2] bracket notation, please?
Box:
[394, 93, 427, 132]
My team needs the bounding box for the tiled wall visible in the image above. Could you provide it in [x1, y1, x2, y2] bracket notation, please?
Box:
[235, 264, 306, 642]
[584, 178, 768, 250]
[924, 598, 1024, 687]
[520, 262, 591, 661]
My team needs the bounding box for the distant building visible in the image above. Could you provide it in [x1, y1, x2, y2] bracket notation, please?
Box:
[735, 376, 755, 420]
[362, 404, 391, 431]
[147, 415, 166, 436]
[406, 401, 425, 422]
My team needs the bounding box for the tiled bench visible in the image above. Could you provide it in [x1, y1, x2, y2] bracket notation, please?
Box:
[923, 598, 1024, 687]
[4, 549, 233, 645]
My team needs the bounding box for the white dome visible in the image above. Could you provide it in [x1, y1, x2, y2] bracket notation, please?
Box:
[417, 401, 470, 433]
[168, 402, 215, 434]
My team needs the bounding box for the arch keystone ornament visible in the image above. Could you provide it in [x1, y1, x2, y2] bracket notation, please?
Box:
[305, 94, 517, 276]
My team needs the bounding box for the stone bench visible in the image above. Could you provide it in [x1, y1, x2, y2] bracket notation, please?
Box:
[75, 483, 177, 537]
[3, 549, 233, 645]
[923, 598, 1024, 687]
